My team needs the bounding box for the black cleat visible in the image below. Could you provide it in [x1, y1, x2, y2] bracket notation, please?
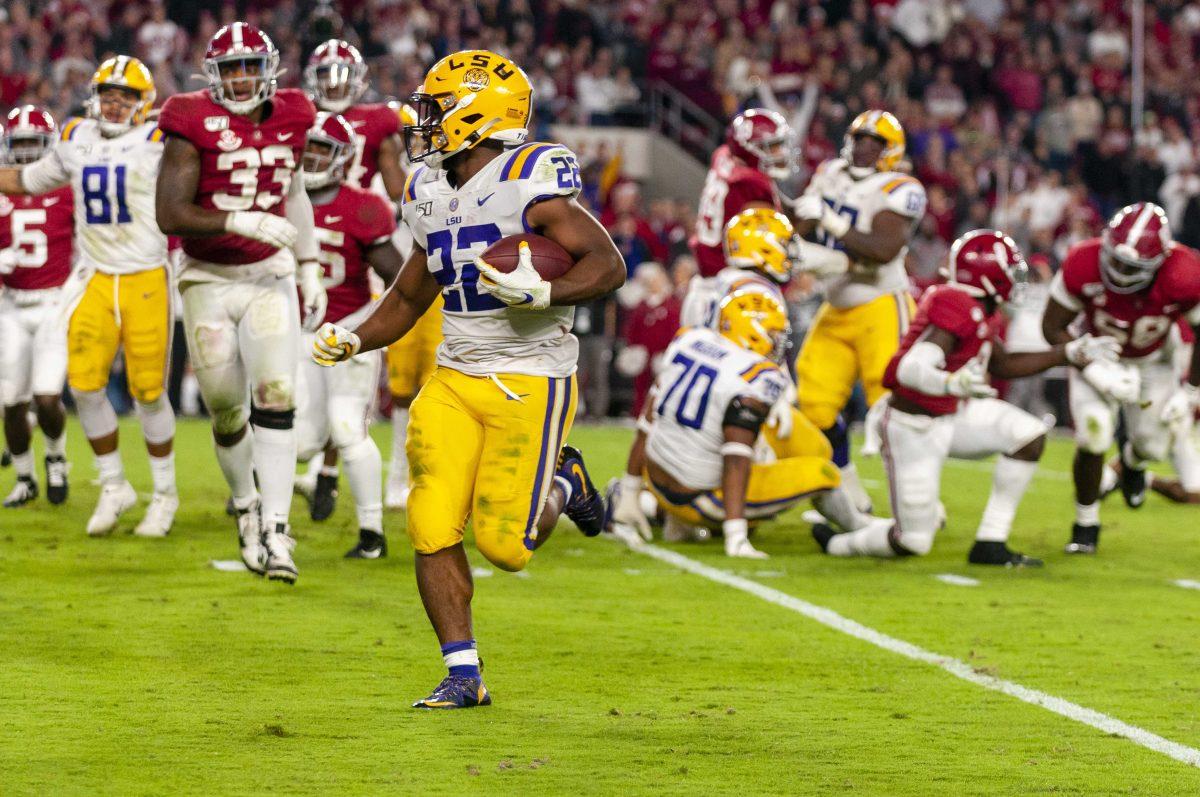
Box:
[345, 529, 388, 559]
[3, 475, 38, 507]
[1064, 523, 1100, 555]
[968, 540, 1043, 567]
[1119, 461, 1147, 509]
[811, 522, 837, 553]
[225, 496, 237, 517]
[44, 455, 68, 505]
[310, 473, 338, 521]
[0, 448, 10, 467]
[556, 445, 604, 536]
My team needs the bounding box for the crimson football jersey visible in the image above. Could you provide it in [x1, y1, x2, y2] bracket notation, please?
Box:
[308, 183, 396, 324]
[0, 186, 74, 290]
[342, 104, 400, 190]
[157, 88, 316, 265]
[690, 145, 779, 277]
[1051, 238, 1200, 359]
[884, 284, 1002, 416]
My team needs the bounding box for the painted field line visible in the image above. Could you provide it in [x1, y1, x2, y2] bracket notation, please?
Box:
[934, 573, 980, 587]
[1173, 579, 1200, 591]
[631, 541, 1200, 769]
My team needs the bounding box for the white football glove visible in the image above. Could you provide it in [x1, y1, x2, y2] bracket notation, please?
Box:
[791, 195, 824, 223]
[296, 260, 328, 333]
[311, 321, 360, 366]
[225, 210, 298, 249]
[793, 238, 850, 279]
[1081, 359, 1141, 404]
[1064, 334, 1122, 368]
[765, 383, 797, 440]
[945, 360, 997, 399]
[609, 474, 652, 542]
[724, 519, 769, 559]
[0, 248, 16, 276]
[1160, 383, 1200, 429]
[475, 242, 552, 310]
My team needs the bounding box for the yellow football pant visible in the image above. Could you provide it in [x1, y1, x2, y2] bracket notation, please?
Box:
[795, 292, 915, 430]
[406, 367, 577, 572]
[67, 267, 171, 403]
[387, 295, 443, 398]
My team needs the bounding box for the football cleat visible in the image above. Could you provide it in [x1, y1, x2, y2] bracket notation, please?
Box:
[309, 473, 338, 521]
[3, 475, 38, 508]
[86, 481, 137, 535]
[224, 496, 237, 516]
[412, 674, 491, 709]
[384, 476, 409, 510]
[556, 445, 604, 536]
[44, 455, 68, 504]
[811, 522, 838, 553]
[236, 499, 266, 574]
[134, 492, 179, 537]
[345, 528, 387, 559]
[1064, 523, 1100, 555]
[1118, 462, 1146, 509]
[967, 540, 1043, 567]
[264, 523, 298, 583]
[0, 448, 11, 467]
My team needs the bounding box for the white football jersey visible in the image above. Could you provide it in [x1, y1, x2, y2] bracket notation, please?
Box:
[400, 141, 582, 377]
[802, 158, 925, 308]
[22, 118, 168, 275]
[646, 326, 790, 491]
[679, 267, 784, 329]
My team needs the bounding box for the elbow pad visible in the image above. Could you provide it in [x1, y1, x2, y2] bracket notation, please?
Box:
[723, 396, 767, 433]
[896, 340, 951, 396]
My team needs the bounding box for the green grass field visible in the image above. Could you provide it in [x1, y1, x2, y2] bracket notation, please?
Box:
[2, 417, 1200, 795]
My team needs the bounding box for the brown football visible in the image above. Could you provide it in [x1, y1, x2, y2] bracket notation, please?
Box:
[480, 234, 574, 281]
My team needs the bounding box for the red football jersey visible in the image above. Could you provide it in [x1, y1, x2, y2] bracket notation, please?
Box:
[689, 145, 779, 277]
[1055, 238, 1200, 359]
[158, 88, 316, 265]
[884, 284, 1001, 416]
[308, 183, 396, 324]
[342, 103, 400, 190]
[0, 186, 74, 290]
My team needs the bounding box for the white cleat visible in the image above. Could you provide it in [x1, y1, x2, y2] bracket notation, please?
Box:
[385, 478, 410, 510]
[86, 481, 138, 536]
[236, 499, 266, 575]
[264, 523, 298, 584]
[134, 492, 179, 537]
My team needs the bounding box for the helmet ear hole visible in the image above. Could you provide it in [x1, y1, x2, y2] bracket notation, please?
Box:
[461, 113, 483, 124]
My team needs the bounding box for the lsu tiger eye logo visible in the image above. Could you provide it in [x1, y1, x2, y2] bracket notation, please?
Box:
[464, 68, 490, 92]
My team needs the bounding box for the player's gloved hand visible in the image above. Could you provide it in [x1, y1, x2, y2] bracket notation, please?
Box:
[610, 473, 652, 542]
[791, 195, 824, 223]
[765, 384, 797, 440]
[793, 238, 850, 279]
[1082, 359, 1141, 404]
[793, 195, 851, 239]
[224, 210, 298, 249]
[297, 260, 328, 333]
[723, 518, 769, 559]
[1160, 383, 1199, 428]
[311, 321, 360, 366]
[0, 248, 16, 275]
[1064, 333, 1122, 368]
[475, 241, 551, 310]
[945, 360, 997, 399]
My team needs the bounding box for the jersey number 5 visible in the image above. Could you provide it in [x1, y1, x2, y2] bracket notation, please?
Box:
[8, 209, 48, 267]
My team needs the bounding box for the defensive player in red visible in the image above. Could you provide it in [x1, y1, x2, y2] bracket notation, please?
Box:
[0, 106, 73, 507]
[1042, 202, 1200, 554]
[155, 23, 324, 583]
[295, 112, 402, 559]
[815, 230, 1118, 564]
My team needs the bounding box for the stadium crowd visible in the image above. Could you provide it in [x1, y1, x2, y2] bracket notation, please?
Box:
[0, 0, 1194, 418]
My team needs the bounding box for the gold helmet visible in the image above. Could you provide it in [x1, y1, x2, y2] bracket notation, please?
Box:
[842, 110, 905, 177]
[724, 208, 795, 284]
[89, 56, 156, 137]
[717, 287, 790, 361]
[404, 50, 531, 167]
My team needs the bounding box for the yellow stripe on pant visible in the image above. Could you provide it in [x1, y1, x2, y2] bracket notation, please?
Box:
[405, 366, 577, 571]
[67, 267, 171, 402]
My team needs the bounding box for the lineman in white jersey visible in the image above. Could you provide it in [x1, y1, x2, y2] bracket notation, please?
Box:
[0, 56, 179, 536]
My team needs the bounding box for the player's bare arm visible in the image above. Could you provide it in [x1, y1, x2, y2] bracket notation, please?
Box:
[837, 209, 910, 265]
[350, 245, 439, 353]
[155, 136, 227, 236]
[377, 134, 406, 201]
[988, 343, 1070, 380]
[364, 238, 404, 288]
[719, 414, 759, 523]
[1041, 298, 1078, 346]
[0, 167, 28, 195]
[525, 196, 626, 304]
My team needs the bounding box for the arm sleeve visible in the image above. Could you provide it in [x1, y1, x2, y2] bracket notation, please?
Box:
[286, 176, 318, 263]
[21, 147, 71, 194]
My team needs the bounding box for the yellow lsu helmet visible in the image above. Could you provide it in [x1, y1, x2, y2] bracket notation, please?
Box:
[404, 50, 531, 167]
[842, 110, 905, 176]
[717, 287, 790, 361]
[724, 208, 795, 284]
[89, 56, 156, 137]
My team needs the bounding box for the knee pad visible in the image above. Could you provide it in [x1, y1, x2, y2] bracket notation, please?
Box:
[340, 436, 377, 464]
[821, 415, 850, 468]
[252, 378, 294, 413]
[212, 403, 249, 436]
[135, 396, 175, 446]
[71, 388, 118, 439]
[1074, 409, 1115, 455]
[477, 534, 533, 573]
[250, 405, 294, 431]
[329, 407, 370, 451]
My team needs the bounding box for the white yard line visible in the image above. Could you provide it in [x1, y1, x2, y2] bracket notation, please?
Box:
[630, 541, 1200, 769]
[1173, 579, 1200, 591]
[934, 573, 980, 587]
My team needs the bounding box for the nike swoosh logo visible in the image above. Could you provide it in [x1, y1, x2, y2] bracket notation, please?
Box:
[43, 198, 60, 206]
[521, 293, 534, 304]
[326, 215, 341, 223]
[278, 132, 294, 141]
[504, 393, 531, 402]
[570, 463, 588, 495]
[478, 193, 495, 206]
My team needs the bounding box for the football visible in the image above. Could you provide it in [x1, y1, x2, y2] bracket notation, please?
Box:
[480, 233, 574, 281]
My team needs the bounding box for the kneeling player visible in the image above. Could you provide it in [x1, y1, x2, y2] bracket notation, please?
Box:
[818, 230, 1117, 564]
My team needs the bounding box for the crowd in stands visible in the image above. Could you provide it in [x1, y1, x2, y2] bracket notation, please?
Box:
[1, 0, 1193, 418]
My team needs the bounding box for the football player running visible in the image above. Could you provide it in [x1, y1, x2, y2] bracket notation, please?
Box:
[155, 23, 322, 583]
[295, 112, 401, 559]
[818, 230, 1119, 564]
[791, 110, 926, 513]
[1042, 202, 1200, 554]
[0, 106, 73, 508]
[312, 50, 625, 709]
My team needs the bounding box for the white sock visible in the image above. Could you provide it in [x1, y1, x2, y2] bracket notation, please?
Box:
[812, 486, 868, 532]
[303, 453, 322, 477]
[827, 518, 898, 557]
[96, 450, 124, 485]
[215, 430, 256, 504]
[13, 449, 33, 478]
[390, 406, 409, 481]
[1075, 501, 1100, 526]
[149, 452, 177, 496]
[320, 464, 338, 477]
[342, 437, 383, 532]
[839, 463, 872, 512]
[44, 432, 65, 457]
[976, 456, 1037, 542]
[252, 425, 296, 527]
